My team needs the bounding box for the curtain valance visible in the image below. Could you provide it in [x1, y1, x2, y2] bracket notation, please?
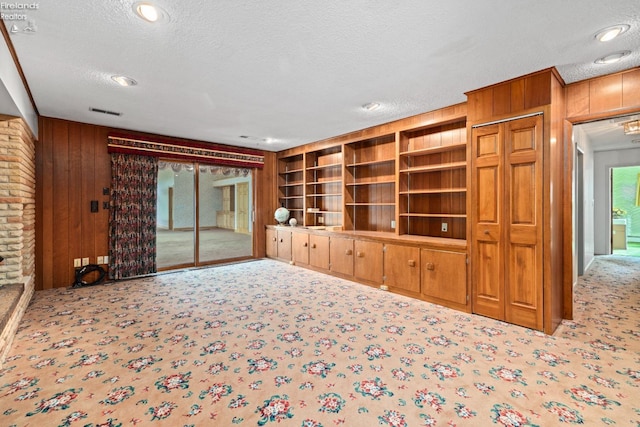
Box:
[108, 134, 264, 168]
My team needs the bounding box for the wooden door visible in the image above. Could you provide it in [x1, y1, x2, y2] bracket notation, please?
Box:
[309, 234, 330, 270]
[329, 236, 354, 276]
[292, 231, 309, 265]
[471, 124, 505, 321]
[354, 240, 383, 284]
[236, 182, 250, 234]
[383, 244, 420, 294]
[504, 116, 543, 330]
[471, 115, 543, 330]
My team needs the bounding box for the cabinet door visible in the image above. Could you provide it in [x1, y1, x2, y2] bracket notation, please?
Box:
[277, 228, 292, 261]
[309, 234, 330, 270]
[266, 228, 277, 258]
[421, 249, 467, 307]
[383, 244, 420, 293]
[291, 231, 309, 265]
[329, 236, 354, 276]
[354, 240, 383, 284]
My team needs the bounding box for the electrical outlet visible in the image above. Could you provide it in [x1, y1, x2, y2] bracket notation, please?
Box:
[103, 256, 109, 264]
[441, 222, 448, 232]
[97, 256, 103, 264]
[391, 220, 396, 229]
[82, 257, 90, 266]
[73, 258, 81, 268]
[318, 216, 324, 224]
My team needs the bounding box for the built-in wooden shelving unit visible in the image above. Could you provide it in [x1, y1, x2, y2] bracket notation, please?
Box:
[343, 134, 396, 232]
[398, 121, 467, 239]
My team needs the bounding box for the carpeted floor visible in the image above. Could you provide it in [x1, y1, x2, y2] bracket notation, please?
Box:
[0, 256, 638, 426]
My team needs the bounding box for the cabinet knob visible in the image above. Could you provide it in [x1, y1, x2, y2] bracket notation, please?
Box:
[408, 260, 415, 267]
[311, 243, 316, 249]
[304, 242, 308, 247]
[272, 237, 277, 242]
[484, 230, 490, 235]
[280, 238, 284, 243]
[356, 251, 363, 257]
[426, 262, 435, 271]
[345, 249, 353, 255]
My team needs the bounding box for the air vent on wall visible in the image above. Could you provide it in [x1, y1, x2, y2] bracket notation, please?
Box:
[89, 107, 122, 117]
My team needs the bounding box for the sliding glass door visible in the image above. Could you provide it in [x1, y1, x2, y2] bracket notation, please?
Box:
[156, 161, 253, 269]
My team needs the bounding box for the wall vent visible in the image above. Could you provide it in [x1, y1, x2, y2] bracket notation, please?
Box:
[89, 107, 122, 117]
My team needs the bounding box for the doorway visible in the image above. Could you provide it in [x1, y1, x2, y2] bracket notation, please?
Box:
[611, 165, 640, 257]
[156, 161, 253, 269]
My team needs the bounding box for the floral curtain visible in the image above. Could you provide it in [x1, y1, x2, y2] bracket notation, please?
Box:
[109, 153, 158, 279]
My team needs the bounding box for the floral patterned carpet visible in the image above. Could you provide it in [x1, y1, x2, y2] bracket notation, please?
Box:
[1, 256, 638, 426]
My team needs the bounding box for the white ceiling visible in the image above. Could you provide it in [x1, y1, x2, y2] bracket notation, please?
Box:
[2, 1, 640, 152]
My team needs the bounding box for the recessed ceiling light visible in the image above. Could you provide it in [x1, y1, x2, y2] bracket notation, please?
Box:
[595, 51, 631, 64]
[111, 75, 137, 86]
[362, 102, 381, 111]
[133, 2, 169, 23]
[594, 24, 630, 42]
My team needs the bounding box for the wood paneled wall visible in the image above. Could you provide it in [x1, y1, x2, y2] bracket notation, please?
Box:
[36, 117, 275, 290]
[465, 68, 566, 334]
[566, 67, 640, 121]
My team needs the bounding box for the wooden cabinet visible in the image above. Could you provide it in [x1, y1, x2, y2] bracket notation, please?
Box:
[383, 243, 420, 294]
[329, 236, 353, 276]
[274, 228, 292, 261]
[398, 120, 467, 239]
[309, 234, 330, 270]
[266, 228, 277, 258]
[421, 249, 467, 309]
[354, 240, 383, 284]
[278, 154, 305, 225]
[292, 230, 309, 265]
[344, 135, 396, 233]
[306, 146, 343, 227]
[266, 226, 468, 313]
[470, 115, 543, 330]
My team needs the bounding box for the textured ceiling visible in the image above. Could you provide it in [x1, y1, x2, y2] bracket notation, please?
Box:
[3, 0, 640, 151]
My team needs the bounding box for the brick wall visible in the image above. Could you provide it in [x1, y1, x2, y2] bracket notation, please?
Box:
[0, 115, 36, 367]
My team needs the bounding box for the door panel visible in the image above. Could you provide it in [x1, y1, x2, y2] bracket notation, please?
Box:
[330, 236, 354, 276]
[471, 124, 503, 320]
[504, 116, 543, 330]
[237, 182, 250, 234]
[421, 249, 467, 306]
[292, 231, 309, 265]
[309, 234, 330, 270]
[383, 244, 420, 294]
[473, 240, 503, 320]
[354, 240, 383, 284]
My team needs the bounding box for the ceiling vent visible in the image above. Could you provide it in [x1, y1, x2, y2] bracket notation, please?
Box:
[90, 107, 122, 117]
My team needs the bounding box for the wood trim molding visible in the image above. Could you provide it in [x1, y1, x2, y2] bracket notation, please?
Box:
[0, 23, 39, 115]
